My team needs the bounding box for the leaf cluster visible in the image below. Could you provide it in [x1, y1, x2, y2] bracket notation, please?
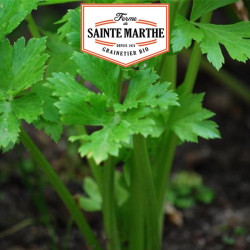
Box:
[166, 171, 215, 209]
[0, 38, 48, 149]
[47, 53, 179, 163]
[0, 2, 225, 163]
[172, 0, 250, 70]
[79, 172, 129, 212]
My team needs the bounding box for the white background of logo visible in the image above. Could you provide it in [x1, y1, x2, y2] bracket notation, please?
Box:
[81, 4, 169, 67]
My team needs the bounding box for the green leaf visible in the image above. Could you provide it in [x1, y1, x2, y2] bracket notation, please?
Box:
[0, 93, 43, 149]
[124, 69, 159, 104]
[35, 120, 62, 142]
[67, 107, 157, 163]
[47, 72, 127, 163]
[174, 185, 191, 196]
[79, 172, 129, 212]
[165, 189, 176, 204]
[191, 0, 238, 21]
[0, 40, 13, 101]
[169, 93, 221, 142]
[0, 0, 39, 40]
[47, 73, 110, 126]
[0, 38, 48, 149]
[118, 81, 178, 112]
[56, 10, 72, 40]
[31, 83, 63, 142]
[56, 8, 80, 46]
[73, 52, 120, 103]
[84, 177, 102, 204]
[195, 186, 214, 204]
[47, 72, 88, 97]
[67, 8, 81, 48]
[234, 226, 248, 236]
[173, 171, 203, 189]
[69, 108, 158, 163]
[222, 237, 236, 246]
[196, 21, 250, 70]
[12, 93, 43, 123]
[0, 37, 48, 98]
[32, 84, 59, 124]
[0, 102, 20, 148]
[175, 197, 195, 209]
[49, 70, 177, 163]
[172, 16, 250, 70]
[115, 69, 178, 112]
[115, 172, 129, 207]
[70, 120, 133, 164]
[56, 93, 111, 126]
[172, 15, 203, 53]
[121, 108, 157, 137]
[79, 176, 102, 212]
[45, 31, 77, 76]
[79, 196, 102, 212]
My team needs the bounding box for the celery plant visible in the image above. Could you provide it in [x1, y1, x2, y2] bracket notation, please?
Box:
[1, 0, 250, 249]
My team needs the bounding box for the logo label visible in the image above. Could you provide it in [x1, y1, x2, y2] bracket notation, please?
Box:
[81, 4, 170, 67]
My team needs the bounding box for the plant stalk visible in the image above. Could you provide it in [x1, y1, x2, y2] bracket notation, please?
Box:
[155, 0, 180, 210]
[158, 0, 180, 82]
[156, 11, 213, 237]
[26, 14, 41, 38]
[102, 157, 121, 250]
[181, 50, 250, 104]
[160, 54, 177, 89]
[20, 127, 102, 250]
[129, 150, 144, 250]
[132, 134, 159, 250]
[182, 13, 213, 93]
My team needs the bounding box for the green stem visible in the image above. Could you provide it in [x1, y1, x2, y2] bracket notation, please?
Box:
[182, 13, 213, 93]
[156, 11, 213, 238]
[178, 0, 191, 17]
[132, 134, 159, 250]
[101, 69, 123, 250]
[156, 131, 178, 212]
[158, 0, 179, 80]
[89, 157, 103, 190]
[155, 0, 180, 203]
[181, 50, 250, 104]
[102, 157, 120, 250]
[181, 41, 203, 93]
[169, 0, 180, 35]
[129, 152, 144, 250]
[26, 14, 41, 38]
[154, 0, 179, 176]
[19, 127, 102, 250]
[160, 54, 177, 89]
